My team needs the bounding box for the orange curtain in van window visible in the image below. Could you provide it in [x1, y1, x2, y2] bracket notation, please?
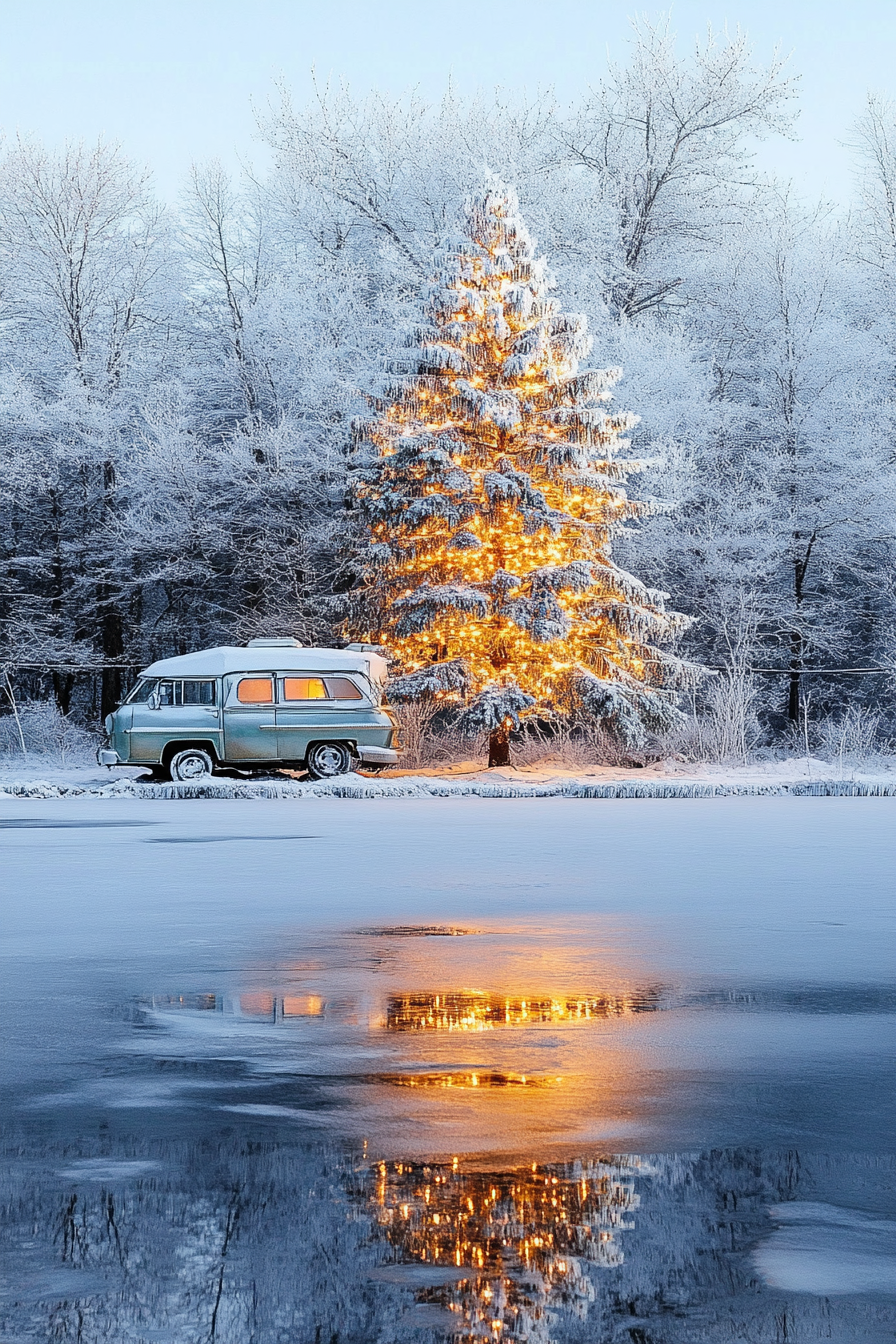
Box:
[283, 678, 328, 700]
[237, 678, 274, 703]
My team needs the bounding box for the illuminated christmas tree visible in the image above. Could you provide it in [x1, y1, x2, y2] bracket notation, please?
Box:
[351, 185, 690, 764]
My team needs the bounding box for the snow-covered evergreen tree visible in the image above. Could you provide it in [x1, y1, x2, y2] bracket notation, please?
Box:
[351, 185, 691, 763]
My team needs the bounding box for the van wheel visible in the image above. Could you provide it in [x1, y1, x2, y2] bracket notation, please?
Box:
[169, 748, 214, 782]
[306, 742, 354, 779]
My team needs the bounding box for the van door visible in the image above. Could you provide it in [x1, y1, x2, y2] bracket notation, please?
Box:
[127, 700, 161, 762]
[129, 678, 221, 763]
[222, 673, 279, 762]
[275, 673, 367, 762]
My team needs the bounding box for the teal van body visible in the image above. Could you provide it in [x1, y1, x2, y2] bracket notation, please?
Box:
[98, 639, 400, 780]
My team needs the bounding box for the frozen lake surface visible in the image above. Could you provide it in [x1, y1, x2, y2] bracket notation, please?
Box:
[1, 795, 894, 1342]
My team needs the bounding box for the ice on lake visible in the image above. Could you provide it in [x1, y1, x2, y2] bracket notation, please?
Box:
[1, 795, 894, 1342]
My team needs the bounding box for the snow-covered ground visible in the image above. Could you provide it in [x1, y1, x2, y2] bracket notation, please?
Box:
[1, 753, 894, 798]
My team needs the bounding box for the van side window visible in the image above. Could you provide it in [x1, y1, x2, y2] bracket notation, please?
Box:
[183, 680, 216, 705]
[324, 677, 363, 701]
[282, 677, 328, 701]
[237, 677, 274, 704]
[158, 680, 179, 706]
[156, 680, 216, 706]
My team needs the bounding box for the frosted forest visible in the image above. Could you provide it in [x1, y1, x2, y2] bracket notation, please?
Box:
[3, 19, 896, 761]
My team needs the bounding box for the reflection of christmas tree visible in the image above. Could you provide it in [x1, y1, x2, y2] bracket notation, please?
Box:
[4, 1127, 890, 1342]
[356, 1156, 640, 1341]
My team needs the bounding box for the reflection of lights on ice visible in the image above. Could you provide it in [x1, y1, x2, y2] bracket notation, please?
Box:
[143, 985, 665, 1033]
[385, 990, 662, 1033]
[381, 1071, 561, 1090]
[353, 1157, 640, 1341]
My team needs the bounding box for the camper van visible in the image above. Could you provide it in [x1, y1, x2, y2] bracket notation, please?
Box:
[98, 639, 400, 780]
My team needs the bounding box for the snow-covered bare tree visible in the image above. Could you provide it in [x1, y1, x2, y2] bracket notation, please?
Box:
[851, 94, 896, 287]
[0, 138, 171, 714]
[121, 385, 348, 653]
[653, 195, 896, 721]
[180, 162, 275, 424]
[0, 137, 168, 388]
[557, 18, 796, 317]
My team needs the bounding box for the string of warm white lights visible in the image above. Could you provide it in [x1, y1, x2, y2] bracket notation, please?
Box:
[351, 184, 693, 749]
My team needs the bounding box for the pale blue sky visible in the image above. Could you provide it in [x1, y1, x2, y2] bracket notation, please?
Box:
[1, 0, 894, 204]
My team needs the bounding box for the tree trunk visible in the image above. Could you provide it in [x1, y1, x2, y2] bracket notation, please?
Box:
[99, 458, 124, 721]
[53, 672, 74, 717]
[787, 535, 816, 723]
[100, 598, 124, 721]
[787, 627, 802, 723]
[488, 725, 510, 767]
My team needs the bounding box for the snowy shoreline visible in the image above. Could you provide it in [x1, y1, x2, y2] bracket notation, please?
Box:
[1, 758, 896, 801]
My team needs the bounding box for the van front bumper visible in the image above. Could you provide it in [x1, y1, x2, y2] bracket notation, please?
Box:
[97, 748, 121, 767]
[357, 745, 400, 765]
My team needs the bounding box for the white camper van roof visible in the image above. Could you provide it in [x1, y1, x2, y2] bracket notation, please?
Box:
[140, 643, 389, 684]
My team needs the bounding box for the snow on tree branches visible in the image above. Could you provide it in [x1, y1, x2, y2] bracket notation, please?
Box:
[350, 184, 693, 758]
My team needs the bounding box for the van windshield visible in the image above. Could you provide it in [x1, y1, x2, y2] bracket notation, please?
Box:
[124, 679, 158, 705]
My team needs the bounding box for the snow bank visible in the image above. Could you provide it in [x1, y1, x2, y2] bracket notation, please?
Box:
[2, 773, 896, 801]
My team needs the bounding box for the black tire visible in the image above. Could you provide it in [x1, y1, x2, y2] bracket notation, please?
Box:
[141, 766, 169, 782]
[305, 742, 354, 779]
[168, 747, 214, 782]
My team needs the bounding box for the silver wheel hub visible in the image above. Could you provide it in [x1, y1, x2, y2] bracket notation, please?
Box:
[176, 754, 210, 780]
[313, 746, 347, 775]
